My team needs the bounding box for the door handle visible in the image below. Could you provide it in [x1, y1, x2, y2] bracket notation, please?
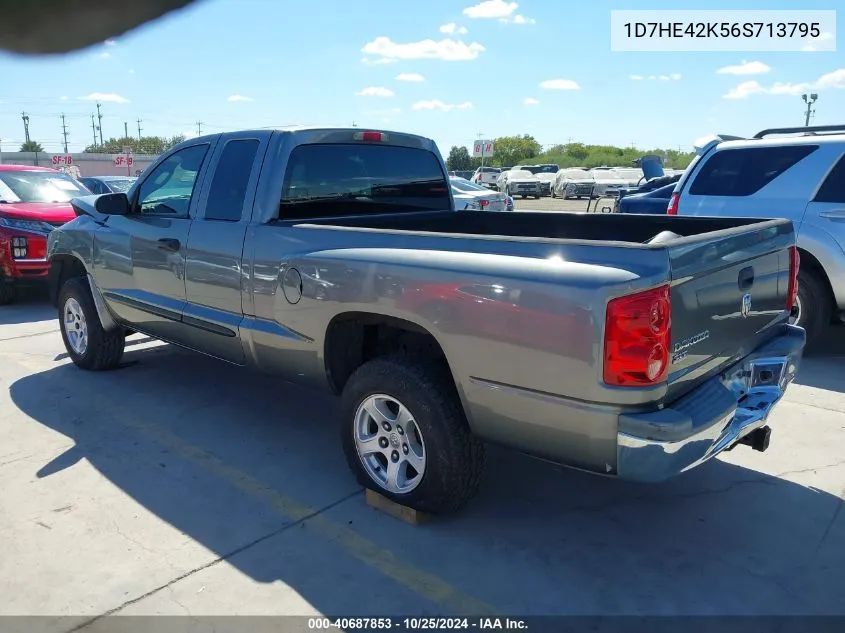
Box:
[157, 238, 181, 252]
[818, 208, 845, 219]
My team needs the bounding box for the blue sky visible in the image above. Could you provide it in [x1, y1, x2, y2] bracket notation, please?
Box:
[0, 0, 841, 156]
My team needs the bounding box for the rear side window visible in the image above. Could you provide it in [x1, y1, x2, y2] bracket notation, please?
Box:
[205, 139, 261, 221]
[279, 143, 450, 219]
[689, 145, 818, 196]
[814, 154, 845, 203]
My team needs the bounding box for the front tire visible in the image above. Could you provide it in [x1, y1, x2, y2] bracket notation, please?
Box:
[58, 277, 126, 370]
[792, 268, 831, 346]
[340, 355, 485, 515]
[0, 279, 17, 305]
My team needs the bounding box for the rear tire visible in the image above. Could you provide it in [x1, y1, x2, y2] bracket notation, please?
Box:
[793, 268, 831, 346]
[58, 277, 126, 370]
[340, 354, 486, 515]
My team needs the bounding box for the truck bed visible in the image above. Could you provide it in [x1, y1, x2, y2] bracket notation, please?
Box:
[300, 210, 781, 245]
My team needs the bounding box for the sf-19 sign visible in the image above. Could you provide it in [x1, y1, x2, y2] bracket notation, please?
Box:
[472, 140, 494, 158]
[114, 155, 134, 167]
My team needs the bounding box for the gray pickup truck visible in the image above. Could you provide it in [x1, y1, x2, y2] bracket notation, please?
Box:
[47, 127, 805, 515]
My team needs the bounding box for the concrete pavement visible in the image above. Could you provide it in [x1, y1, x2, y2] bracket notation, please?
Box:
[1, 289, 844, 628]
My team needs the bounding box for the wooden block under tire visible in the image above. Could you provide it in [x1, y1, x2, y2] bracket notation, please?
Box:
[365, 489, 430, 525]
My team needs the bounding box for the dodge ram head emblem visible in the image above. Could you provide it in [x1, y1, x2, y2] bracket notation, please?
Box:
[741, 293, 752, 318]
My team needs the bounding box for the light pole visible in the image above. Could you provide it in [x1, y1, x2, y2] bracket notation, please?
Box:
[802, 93, 818, 127]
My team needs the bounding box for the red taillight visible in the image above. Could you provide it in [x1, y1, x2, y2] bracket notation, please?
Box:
[604, 284, 672, 387]
[354, 131, 387, 142]
[786, 246, 800, 310]
[480, 199, 489, 208]
[667, 193, 679, 215]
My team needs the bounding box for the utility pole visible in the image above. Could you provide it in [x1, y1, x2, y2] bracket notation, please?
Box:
[196, 121, 203, 136]
[91, 115, 98, 148]
[96, 102, 104, 145]
[802, 93, 818, 127]
[21, 112, 31, 143]
[137, 118, 143, 140]
[124, 121, 129, 140]
[61, 114, 70, 153]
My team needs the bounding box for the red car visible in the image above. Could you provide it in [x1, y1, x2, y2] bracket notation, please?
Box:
[0, 165, 91, 304]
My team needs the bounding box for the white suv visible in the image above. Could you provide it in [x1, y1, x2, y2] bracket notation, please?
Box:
[669, 124, 845, 343]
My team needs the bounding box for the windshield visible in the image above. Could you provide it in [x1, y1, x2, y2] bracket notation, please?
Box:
[535, 165, 559, 173]
[591, 170, 621, 180]
[509, 170, 535, 179]
[561, 169, 591, 180]
[477, 167, 501, 174]
[280, 143, 450, 218]
[105, 178, 137, 193]
[451, 178, 490, 193]
[0, 170, 90, 203]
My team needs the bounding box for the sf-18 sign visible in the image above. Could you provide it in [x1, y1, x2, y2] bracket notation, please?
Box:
[114, 155, 134, 167]
[473, 140, 494, 158]
[51, 154, 73, 166]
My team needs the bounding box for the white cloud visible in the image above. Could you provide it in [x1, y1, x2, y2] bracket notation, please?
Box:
[816, 68, 845, 89]
[104, 39, 117, 46]
[463, 0, 517, 19]
[523, 97, 539, 105]
[716, 60, 771, 75]
[509, 14, 535, 25]
[439, 23, 467, 34]
[361, 57, 398, 65]
[396, 73, 425, 82]
[411, 100, 473, 111]
[128, 69, 135, 75]
[540, 79, 581, 90]
[356, 86, 395, 97]
[98, 51, 111, 59]
[802, 32, 834, 52]
[362, 36, 485, 61]
[631, 73, 681, 81]
[227, 94, 254, 102]
[59, 95, 68, 101]
[78, 92, 130, 104]
[723, 81, 766, 99]
[723, 68, 845, 99]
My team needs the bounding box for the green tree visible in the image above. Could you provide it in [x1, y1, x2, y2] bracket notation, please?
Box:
[84, 135, 186, 155]
[489, 134, 542, 167]
[446, 145, 473, 171]
[20, 140, 44, 152]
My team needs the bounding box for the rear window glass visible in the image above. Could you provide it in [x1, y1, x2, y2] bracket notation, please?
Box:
[279, 143, 449, 219]
[689, 145, 818, 196]
[814, 153, 845, 203]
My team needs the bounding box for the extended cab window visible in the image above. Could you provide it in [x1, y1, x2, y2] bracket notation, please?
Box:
[137, 144, 209, 217]
[279, 143, 450, 219]
[814, 153, 845, 203]
[689, 145, 818, 197]
[205, 139, 260, 221]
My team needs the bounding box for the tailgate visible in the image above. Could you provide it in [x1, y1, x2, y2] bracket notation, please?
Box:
[664, 219, 795, 400]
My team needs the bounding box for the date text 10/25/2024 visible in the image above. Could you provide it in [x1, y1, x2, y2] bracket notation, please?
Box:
[308, 617, 528, 630]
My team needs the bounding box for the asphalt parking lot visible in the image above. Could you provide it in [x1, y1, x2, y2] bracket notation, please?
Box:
[2, 288, 844, 627]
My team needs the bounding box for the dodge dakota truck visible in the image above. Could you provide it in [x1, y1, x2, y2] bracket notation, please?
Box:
[46, 127, 806, 515]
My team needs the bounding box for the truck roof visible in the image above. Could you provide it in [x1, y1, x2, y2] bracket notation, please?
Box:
[188, 126, 439, 151]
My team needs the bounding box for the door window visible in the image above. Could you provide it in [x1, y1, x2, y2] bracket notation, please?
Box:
[136, 144, 210, 217]
[205, 139, 261, 221]
[814, 153, 845, 203]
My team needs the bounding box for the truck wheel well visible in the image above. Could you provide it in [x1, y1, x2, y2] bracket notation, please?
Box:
[48, 255, 87, 308]
[324, 313, 454, 394]
[797, 248, 836, 318]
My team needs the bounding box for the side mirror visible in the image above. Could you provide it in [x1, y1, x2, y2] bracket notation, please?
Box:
[94, 193, 131, 215]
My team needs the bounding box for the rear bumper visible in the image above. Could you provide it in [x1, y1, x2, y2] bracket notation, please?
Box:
[616, 324, 805, 482]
